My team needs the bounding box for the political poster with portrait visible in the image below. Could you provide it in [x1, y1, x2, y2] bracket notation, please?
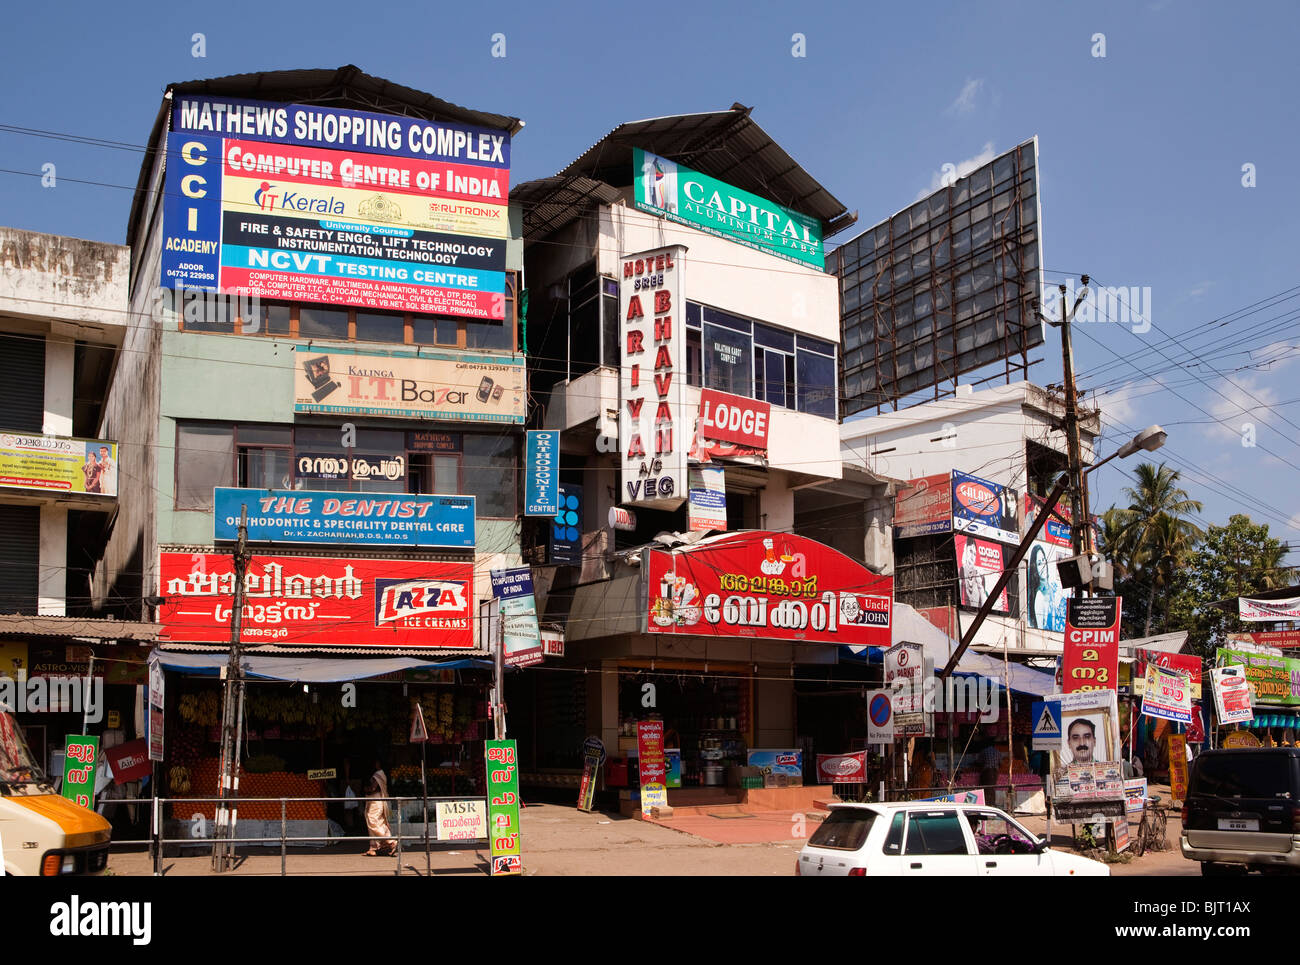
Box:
[1050, 690, 1125, 819]
[1025, 541, 1068, 632]
[954, 533, 1012, 615]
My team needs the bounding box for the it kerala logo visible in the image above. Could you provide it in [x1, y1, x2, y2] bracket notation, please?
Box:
[254, 181, 279, 211]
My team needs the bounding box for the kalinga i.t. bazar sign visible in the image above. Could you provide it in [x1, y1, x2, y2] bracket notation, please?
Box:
[646, 532, 892, 646]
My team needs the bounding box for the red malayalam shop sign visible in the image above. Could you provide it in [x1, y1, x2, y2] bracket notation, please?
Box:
[158, 552, 474, 648]
[697, 389, 770, 450]
[637, 720, 666, 787]
[1063, 597, 1121, 693]
[816, 751, 867, 783]
[646, 532, 892, 647]
[1228, 631, 1300, 649]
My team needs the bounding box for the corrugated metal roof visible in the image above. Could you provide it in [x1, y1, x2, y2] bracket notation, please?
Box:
[0, 613, 161, 641]
[127, 64, 523, 249]
[532, 106, 854, 238]
[512, 175, 625, 241]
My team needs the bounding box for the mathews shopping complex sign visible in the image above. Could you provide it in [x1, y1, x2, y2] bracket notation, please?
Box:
[645, 532, 892, 647]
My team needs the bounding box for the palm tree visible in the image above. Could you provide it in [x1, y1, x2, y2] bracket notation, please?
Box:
[1118, 463, 1203, 635]
[1098, 506, 1137, 581]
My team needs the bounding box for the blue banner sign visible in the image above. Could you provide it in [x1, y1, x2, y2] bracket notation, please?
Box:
[214, 487, 475, 548]
[525, 430, 560, 515]
[551, 483, 582, 565]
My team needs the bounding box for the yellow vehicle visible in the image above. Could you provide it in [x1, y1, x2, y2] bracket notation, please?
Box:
[1, 711, 111, 876]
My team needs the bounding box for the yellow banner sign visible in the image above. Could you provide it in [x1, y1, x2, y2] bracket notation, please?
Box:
[294, 349, 525, 424]
[0, 432, 118, 497]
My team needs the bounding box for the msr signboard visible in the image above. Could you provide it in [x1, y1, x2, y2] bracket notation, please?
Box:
[1063, 597, 1121, 694]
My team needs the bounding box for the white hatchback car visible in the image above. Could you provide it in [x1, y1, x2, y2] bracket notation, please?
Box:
[797, 802, 1109, 876]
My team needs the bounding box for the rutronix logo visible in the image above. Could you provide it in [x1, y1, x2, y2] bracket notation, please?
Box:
[49, 896, 151, 946]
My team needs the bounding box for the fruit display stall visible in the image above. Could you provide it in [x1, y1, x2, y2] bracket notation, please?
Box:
[162, 678, 491, 845]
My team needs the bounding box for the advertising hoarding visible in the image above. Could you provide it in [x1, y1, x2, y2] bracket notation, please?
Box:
[837, 138, 1043, 413]
[158, 552, 474, 648]
[646, 532, 893, 647]
[1140, 664, 1193, 724]
[1211, 665, 1254, 724]
[951, 471, 1019, 544]
[213, 488, 475, 548]
[954, 533, 1013, 614]
[293, 348, 524, 423]
[162, 95, 510, 319]
[632, 147, 823, 269]
[1238, 595, 1300, 622]
[894, 473, 952, 539]
[490, 567, 542, 668]
[524, 430, 559, 516]
[1228, 630, 1300, 649]
[1023, 493, 1072, 548]
[435, 800, 486, 841]
[550, 484, 583, 565]
[688, 466, 727, 531]
[1216, 648, 1300, 707]
[1051, 690, 1124, 815]
[1063, 597, 1121, 693]
[620, 246, 687, 509]
[696, 388, 771, 450]
[1025, 541, 1068, 632]
[485, 739, 522, 875]
[61, 737, 99, 809]
[816, 751, 868, 784]
[637, 720, 668, 811]
[0, 433, 118, 497]
[1135, 649, 1202, 700]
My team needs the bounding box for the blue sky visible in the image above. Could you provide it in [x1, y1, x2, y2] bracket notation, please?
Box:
[2, 0, 1297, 556]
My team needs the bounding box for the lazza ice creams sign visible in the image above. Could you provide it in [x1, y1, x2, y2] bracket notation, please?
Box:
[646, 532, 892, 647]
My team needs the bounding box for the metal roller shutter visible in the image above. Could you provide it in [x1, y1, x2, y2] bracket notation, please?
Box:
[0, 334, 45, 432]
[0, 504, 39, 613]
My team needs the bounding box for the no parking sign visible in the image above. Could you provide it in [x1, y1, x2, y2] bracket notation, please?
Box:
[867, 689, 895, 744]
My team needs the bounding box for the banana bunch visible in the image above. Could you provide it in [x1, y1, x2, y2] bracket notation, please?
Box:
[168, 766, 192, 793]
[178, 694, 200, 723]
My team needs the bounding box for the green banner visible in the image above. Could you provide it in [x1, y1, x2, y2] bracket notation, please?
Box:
[1217, 648, 1300, 707]
[633, 148, 824, 269]
[486, 739, 522, 875]
[61, 736, 100, 809]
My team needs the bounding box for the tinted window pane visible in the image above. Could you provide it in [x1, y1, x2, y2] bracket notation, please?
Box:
[463, 434, 515, 516]
[1192, 753, 1291, 799]
[411, 316, 459, 345]
[355, 311, 406, 343]
[883, 812, 906, 854]
[299, 308, 349, 340]
[807, 809, 875, 851]
[467, 318, 513, 351]
[176, 424, 233, 509]
[797, 349, 836, 418]
[703, 323, 752, 396]
[903, 811, 970, 856]
[236, 425, 293, 446]
[239, 447, 291, 489]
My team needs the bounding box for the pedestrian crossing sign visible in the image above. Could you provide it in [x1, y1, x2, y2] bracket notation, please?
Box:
[1031, 699, 1062, 751]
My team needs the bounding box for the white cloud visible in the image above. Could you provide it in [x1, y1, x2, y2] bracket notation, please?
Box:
[947, 78, 984, 115]
[918, 141, 996, 199]
[1286, 511, 1300, 537]
[1096, 381, 1143, 431]
[1188, 280, 1212, 298]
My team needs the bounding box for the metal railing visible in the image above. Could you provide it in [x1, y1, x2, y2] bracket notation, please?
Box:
[98, 795, 489, 876]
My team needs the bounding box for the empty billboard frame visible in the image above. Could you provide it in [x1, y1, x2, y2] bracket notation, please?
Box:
[835, 138, 1044, 414]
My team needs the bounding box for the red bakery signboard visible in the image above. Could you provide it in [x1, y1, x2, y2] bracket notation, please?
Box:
[646, 532, 892, 647]
[158, 552, 474, 648]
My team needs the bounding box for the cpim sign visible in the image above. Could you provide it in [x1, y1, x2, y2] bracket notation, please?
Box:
[1063, 597, 1121, 693]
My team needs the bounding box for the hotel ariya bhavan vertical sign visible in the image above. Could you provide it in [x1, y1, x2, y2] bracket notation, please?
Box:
[620, 245, 687, 509]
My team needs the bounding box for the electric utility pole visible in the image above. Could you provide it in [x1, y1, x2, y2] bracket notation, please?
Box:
[213, 505, 249, 872]
[1057, 276, 1091, 599]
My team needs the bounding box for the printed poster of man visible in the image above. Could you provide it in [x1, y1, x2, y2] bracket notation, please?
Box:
[1051, 690, 1124, 808]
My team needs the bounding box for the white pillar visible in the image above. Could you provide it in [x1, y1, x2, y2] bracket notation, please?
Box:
[43, 337, 75, 436]
[38, 503, 67, 615]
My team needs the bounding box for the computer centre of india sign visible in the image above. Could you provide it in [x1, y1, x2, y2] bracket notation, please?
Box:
[633, 148, 824, 269]
[160, 95, 510, 319]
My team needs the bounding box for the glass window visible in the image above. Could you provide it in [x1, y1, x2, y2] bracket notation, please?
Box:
[467, 318, 513, 351]
[299, 307, 349, 340]
[903, 811, 970, 856]
[236, 425, 293, 446]
[180, 291, 235, 333]
[807, 809, 875, 851]
[176, 424, 233, 510]
[702, 307, 751, 334]
[246, 302, 291, 336]
[883, 811, 906, 854]
[703, 323, 752, 396]
[602, 291, 620, 368]
[355, 311, 406, 343]
[754, 323, 794, 353]
[411, 315, 459, 346]
[463, 434, 516, 517]
[239, 447, 292, 490]
[686, 328, 702, 387]
[966, 812, 1039, 855]
[685, 302, 701, 329]
[796, 349, 836, 418]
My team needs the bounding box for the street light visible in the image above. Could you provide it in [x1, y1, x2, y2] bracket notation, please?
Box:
[937, 424, 1169, 679]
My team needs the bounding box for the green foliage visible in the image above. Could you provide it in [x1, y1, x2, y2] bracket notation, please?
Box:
[1166, 514, 1294, 658]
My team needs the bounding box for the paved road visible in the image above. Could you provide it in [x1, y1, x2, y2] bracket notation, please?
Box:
[106, 799, 1194, 876]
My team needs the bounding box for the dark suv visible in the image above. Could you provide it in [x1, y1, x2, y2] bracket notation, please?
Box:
[1180, 747, 1300, 875]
